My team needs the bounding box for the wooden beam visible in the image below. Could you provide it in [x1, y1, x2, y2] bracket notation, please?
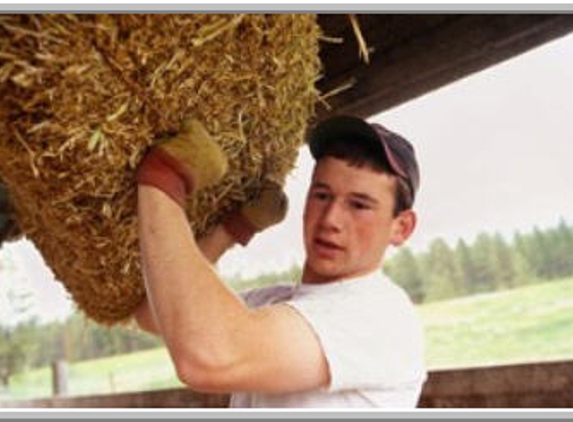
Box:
[317, 14, 573, 118]
[419, 359, 573, 408]
[0, 387, 229, 408]
[3, 359, 573, 408]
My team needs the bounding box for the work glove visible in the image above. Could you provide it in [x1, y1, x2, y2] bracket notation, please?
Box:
[222, 180, 288, 246]
[136, 119, 228, 208]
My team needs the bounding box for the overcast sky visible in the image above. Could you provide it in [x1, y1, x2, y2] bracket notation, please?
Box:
[1, 31, 572, 324]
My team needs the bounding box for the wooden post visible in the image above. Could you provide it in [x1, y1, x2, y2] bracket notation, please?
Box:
[51, 359, 68, 397]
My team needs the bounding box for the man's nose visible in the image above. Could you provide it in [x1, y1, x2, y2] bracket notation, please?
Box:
[320, 200, 344, 231]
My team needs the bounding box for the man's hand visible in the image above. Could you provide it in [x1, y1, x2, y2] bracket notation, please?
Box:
[222, 180, 288, 246]
[136, 119, 228, 208]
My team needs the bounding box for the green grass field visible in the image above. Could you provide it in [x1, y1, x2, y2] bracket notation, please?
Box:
[420, 276, 573, 369]
[4, 276, 573, 400]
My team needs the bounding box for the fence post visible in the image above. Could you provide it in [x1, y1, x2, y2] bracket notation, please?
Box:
[51, 359, 68, 397]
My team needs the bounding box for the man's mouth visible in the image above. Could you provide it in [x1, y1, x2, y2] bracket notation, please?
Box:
[314, 237, 344, 252]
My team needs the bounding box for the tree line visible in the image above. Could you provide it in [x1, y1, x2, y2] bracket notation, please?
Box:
[0, 312, 161, 389]
[384, 218, 573, 303]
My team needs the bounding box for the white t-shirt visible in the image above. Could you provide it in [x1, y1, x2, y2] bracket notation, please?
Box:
[230, 270, 427, 408]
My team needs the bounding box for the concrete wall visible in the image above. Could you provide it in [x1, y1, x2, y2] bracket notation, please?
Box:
[1, 360, 573, 408]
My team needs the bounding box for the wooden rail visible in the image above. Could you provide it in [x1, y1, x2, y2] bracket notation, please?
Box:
[2, 359, 573, 408]
[420, 359, 573, 407]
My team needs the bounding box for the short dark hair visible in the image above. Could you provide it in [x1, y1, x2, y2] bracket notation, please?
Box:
[307, 116, 419, 216]
[316, 137, 414, 216]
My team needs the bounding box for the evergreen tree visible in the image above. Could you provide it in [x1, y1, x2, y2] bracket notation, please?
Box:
[423, 239, 464, 301]
[553, 218, 573, 277]
[513, 231, 538, 284]
[0, 322, 37, 388]
[470, 232, 498, 293]
[384, 247, 425, 303]
[0, 279, 38, 388]
[456, 239, 479, 294]
[492, 233, 519, 289]
[530, 227, 553, 279]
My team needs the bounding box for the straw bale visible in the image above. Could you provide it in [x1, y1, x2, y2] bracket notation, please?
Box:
[0, 14, 321, 324]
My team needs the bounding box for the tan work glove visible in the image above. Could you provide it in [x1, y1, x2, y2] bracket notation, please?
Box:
[222, 180, 288, 246]
[136, 119, 228, 208]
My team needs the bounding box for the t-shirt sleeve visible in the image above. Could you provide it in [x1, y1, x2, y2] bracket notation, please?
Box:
[285, 286, 426, 392]
[239, 283, 295, 309]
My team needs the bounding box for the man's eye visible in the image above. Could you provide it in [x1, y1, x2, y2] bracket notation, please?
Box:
[312, 191, 330, 201]
[350, 201, 370, 210]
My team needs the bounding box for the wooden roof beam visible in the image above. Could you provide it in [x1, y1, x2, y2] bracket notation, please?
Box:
[317, 14, 573, 118]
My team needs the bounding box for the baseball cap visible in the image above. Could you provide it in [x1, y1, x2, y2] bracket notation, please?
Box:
[307, 115, 420, 202]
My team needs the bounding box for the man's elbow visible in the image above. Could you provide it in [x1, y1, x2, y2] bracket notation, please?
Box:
[172, 349, 239, 393]
[174, 359, 213, 392]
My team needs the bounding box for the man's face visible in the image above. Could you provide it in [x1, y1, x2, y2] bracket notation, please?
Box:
[302, 156, 415, 283]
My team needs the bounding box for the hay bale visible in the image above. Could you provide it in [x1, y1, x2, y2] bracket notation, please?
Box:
[0, 14, 321, 324]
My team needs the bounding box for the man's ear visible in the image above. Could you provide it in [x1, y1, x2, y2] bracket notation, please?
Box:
[389, 209, 417, 247]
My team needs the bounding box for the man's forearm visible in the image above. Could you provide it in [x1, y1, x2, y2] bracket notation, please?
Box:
[134, 220, 237, 335]
[137, 185, 251, 368]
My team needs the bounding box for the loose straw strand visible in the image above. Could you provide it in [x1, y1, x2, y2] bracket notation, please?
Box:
[349, 14, 370, 64]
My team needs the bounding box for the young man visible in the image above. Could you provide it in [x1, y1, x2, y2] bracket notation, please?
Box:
[134, 115, 426, 408]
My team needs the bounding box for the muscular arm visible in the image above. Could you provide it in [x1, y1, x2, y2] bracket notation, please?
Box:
[137, 186, 329, 394]
[133, 219, 234, 335]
